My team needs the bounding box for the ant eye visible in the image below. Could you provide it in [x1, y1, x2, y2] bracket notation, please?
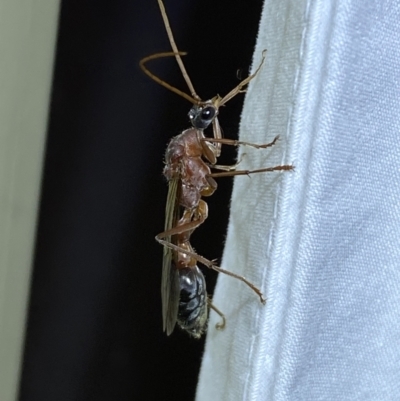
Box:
[201, 107, 215, 120]
[188, 105, 216, 129]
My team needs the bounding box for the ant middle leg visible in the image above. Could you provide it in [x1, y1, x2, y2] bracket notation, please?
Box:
[208, 164, 294, 178]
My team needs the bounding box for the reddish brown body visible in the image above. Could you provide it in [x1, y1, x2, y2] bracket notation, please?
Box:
[156, 125, 217, 337]
[142, 0, 292, 338]
[158, 125, 224, 337]
[164, 128, 217, 210]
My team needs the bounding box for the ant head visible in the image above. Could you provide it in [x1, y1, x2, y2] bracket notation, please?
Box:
[188, 101, 218, 130]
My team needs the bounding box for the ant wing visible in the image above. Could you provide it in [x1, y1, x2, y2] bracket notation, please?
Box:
[161, 177, 181, 335]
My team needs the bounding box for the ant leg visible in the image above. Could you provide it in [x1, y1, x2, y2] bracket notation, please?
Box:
[156, 237, 266, 304]
[208, 164, 294, 179]
[208, 299, 226, 330]
[209, 154, 246, 172]
[203, 135, 280, 150]
[201, 128, 277, 166]
[209, 265, 266, 304]
[157, 196, 266, 303]
[199, 117, 223, 164]
[157, 215, 205, 240]
[202, 135, 293, 177]
[158, 200, 208, 240]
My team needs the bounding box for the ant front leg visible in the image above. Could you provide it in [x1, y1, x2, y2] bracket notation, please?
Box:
[198, 117, 223, 164]
[202, 135, 294, 177]
[200, 121, 279, 166]
[202, 135, 280, 150]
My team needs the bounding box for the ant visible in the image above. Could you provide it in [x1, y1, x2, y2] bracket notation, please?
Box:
[140, 0, 293, 337]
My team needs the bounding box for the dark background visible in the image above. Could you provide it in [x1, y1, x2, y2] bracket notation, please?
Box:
[19, 0, 263, 400]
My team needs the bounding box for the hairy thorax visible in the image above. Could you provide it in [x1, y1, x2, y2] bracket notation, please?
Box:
[163, 128, 217, 210]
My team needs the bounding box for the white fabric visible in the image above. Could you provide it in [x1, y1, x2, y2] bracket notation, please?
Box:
[197, 0, 400, 400]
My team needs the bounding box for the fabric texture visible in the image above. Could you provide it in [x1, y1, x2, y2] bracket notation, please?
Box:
[196, 0, 400, 400]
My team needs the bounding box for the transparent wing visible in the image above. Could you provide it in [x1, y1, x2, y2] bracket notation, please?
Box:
[161, 177, 181, 335]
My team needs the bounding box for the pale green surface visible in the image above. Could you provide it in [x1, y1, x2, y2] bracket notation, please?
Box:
[0, 1, 60, 399]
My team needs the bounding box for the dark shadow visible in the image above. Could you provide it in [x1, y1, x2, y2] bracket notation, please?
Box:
[19, 0, 263, 400]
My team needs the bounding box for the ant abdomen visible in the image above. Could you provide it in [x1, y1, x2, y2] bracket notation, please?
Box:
[177, 266, 208, 338]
